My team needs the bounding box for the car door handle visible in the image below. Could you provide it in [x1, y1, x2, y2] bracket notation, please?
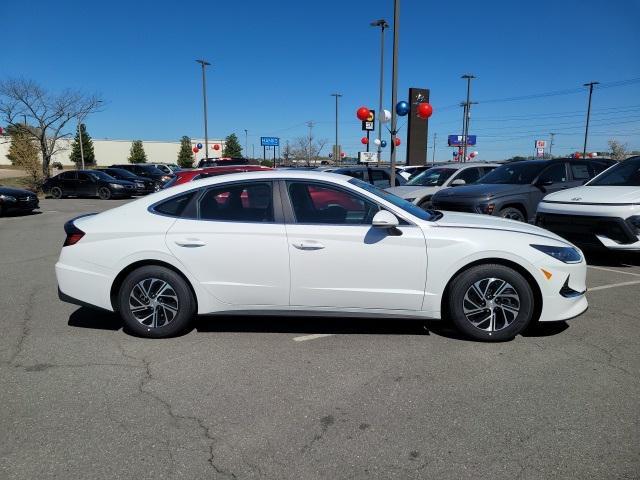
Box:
[174, 238, 207, 248]
[292, 240, 325, 250]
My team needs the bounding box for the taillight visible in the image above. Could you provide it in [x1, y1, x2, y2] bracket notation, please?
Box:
[63, 221, 85, 246]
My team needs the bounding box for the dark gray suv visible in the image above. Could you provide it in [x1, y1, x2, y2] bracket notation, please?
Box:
[431, 158, 614, 222]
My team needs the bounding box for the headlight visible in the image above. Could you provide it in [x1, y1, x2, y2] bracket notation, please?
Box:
[109, 183, 124, 189]
[161, 175, 172, 182]
[135, 182, 144, 188]
[627, 215, 640, 234]
[477, 203, 495, 214]
[0, 194, 17, 202]
[530, 244, 582, 263]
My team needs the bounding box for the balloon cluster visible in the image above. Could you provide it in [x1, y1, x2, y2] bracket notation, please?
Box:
[395, 101, 433, 119]
[469, 151, 479, 158]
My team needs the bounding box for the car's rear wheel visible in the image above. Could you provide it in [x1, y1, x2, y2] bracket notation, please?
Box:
[118, 266, 196, 338]
[499, 207, 526, 222]
[98, 187, 112, 200]
[447, 264, 534, 341]
[51, 187, 63, 199]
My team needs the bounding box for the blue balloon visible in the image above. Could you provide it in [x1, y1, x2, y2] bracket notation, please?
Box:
[196, 143, 203, 149]
[381, 140, 387, 148]
[396, 101, 410, 116]
[453, 151, 458, 157]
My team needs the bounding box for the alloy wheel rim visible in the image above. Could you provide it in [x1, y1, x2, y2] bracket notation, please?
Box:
[502, 210, 524, 221]
[52, 187, 62, 198]
[462, 277, 520, 332]
[99, 187, 110, 199]
[129, 278, 179, 328]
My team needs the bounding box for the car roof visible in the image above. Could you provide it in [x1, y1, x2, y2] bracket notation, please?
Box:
[423, 162, 501, 170]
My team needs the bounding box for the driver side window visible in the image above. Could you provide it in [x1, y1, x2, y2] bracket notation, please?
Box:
[287, 182, 379, 225]
[538, 163, 567, 184]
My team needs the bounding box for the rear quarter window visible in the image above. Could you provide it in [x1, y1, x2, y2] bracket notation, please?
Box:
[152, 192, 196, 217]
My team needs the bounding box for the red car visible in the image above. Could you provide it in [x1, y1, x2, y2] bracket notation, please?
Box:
[162, 165, 272, 188]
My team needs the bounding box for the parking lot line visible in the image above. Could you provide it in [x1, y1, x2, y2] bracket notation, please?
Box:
[293, 333, 335, 342]
[588, 265, 640, 277]
[589, 280, 640, 292]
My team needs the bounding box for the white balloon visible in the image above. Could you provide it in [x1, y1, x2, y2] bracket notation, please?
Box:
[382, 109, 392, 123]
[373, 138, 382, 146]
[471, 151, 479, 157]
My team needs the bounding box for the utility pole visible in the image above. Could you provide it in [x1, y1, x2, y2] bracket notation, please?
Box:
[583, 81, 599, 159]
[244, 129, 248, 158]
[77, 121, 85, 170]
[306, 121, 314, 166]
[330, 93, 342, 163]
[549, 132, 556, 158]
[389, 0, 400, 187]
[431, 132, 437, 165]
[371, 19, 389, 166]
[461, 74, 476, 162]
[196, 59, 211, 160]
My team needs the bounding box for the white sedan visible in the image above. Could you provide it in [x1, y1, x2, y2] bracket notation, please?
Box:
[56, 170, 588, 341]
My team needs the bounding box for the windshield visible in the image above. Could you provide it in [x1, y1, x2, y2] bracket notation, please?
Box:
[107, 168, 136, 179]
[407, 167, 456, 186]
[479, 162, 545, 184]
[348, 178, 440, 221]
[140, 165, 166, 175]
[88, 171, 116, 181]
[588, 157, 640, 186]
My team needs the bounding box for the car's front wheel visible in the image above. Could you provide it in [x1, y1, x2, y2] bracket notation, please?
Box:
[118, 266, 196, 338]
[98, 187, 112, 200]
[447, 264, 534, 341]
[50, 186, 63, 199]
[499, 206, 526, 222]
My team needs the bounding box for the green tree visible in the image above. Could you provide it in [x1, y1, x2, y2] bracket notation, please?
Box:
[177, 135, 194, 168]
[222, 133, 242, 157]
[69, 123, 96, 165]
[7, 127, 43, 191]
[128, 140, 147, 163]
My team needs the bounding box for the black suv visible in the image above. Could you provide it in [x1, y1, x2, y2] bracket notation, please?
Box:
[110, 164, 173, 189]
[43, 170, 137, 200]
[97, 168, 156, 194]
[431, 158, 614, 222]
[320, 166, 407, 188]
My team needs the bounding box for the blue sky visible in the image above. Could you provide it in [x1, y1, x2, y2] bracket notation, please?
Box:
[3, 0, 640, 161]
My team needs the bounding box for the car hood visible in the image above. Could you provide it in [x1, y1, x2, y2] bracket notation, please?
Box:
[543, 185, 640, 204]
[434, 183, 528, 200]
[108, 179, 136, 186]
[433, 210, 569, 243]
[386, 185, 438, 198]
[0, 186, 35, 196]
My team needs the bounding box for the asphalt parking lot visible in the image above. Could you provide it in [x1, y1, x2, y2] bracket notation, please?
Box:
[1, 198, 639, 480]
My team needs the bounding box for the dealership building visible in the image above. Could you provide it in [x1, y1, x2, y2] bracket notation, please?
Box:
[0, 137, 226, 167]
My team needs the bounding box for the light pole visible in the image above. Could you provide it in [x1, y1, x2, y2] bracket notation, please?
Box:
[583, 81, 599, 159]
[196, 59, 211, 161]
[461, 74, 476, 162]
[244, 129, 248, 158]
[431, 132, 437, 165]
[76, 100, 102, 170]
[330, 93, 342, 163]
[371, 19, 388, 166]
[389, 0, 400, 187]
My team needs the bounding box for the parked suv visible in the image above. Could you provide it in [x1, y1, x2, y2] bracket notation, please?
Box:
[110, 164, 173, 190]
[319, 166, 407, 188]
[96, 168, 156, 195]
[43, 170, 136, 200]
[430, 158, 614, 222]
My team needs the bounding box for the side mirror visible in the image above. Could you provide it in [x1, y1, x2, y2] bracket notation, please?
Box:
[372, 210, 399, 228]
[450, 178, 466, 186]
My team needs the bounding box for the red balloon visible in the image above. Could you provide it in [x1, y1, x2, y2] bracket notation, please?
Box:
[361, 137, 368, 145]
[416, 102, 433, 119]
[0, 126, 4, 135]
[356, 106, 371, 121]
[574, 152, 582, 158]
[192, 146, 199, 153]
[213, 144, 220, 151]
[341, 152, 346, 157]
[394, 137, 401, 146]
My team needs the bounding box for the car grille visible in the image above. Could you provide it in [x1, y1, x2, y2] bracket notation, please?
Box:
[536, 213, 637, 245]
[18, 196, 38, 205]
[431, 200, 476, 213]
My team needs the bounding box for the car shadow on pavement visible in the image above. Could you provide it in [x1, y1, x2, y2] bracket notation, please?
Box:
[583, 248, 640, 267]
[68, 307, 123, 331]
[0, 210, 42, 218]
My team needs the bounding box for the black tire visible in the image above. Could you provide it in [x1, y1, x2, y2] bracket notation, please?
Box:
[118, 266, 196, 338]
[499, 206, 526, 222]
[417, 197, 432, 210]
[50, 186, 63, 199]
[153, 183, 161, 192]
[98, 187, 112, 200]
[447, 264, 534, 341]
[0, 204, 5, 216]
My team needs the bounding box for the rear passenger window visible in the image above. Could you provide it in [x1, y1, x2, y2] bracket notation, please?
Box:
[571, 162, 592, 180]
[455, 167, 483, 184]
[199, 182, 273, 222]
[154, 192, 195, 217]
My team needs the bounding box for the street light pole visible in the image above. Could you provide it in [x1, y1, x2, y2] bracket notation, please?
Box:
[77, 119, 85, 170]
[244, 129, 248, 158]
[371, 19, 388, 166]
[330, 93, 342, 163]
[583, 81, 599, 159]
[432, 132, 437, 165]
[196, 59, 211, 161]
[461, 74, 475, 162]
[389, 0, 400, 187]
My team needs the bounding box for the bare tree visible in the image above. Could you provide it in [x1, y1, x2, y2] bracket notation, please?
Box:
[0, 78, 102, 177]
[291, 135, 328, 166]
[608, 139, 628, 162]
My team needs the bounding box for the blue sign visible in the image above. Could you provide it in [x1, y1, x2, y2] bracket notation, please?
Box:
[448, 135, 476, 147]
[260, 136, 280, 147]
